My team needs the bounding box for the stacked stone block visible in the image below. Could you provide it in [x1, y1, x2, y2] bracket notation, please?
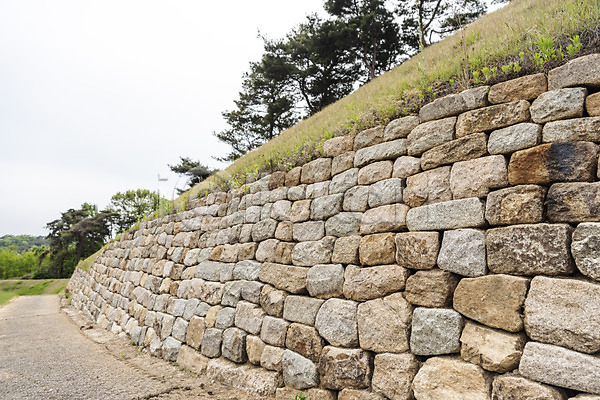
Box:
[68, 53, 600, 399]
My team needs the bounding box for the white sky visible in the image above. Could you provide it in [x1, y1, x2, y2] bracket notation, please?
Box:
[0, 0, 325, 236]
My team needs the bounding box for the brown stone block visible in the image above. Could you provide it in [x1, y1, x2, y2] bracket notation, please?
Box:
[301, 158, 332, 184]
[485, 185, 546, 226]
[547, 182, 600, 222]
[323, 135, 353, 157]
[420, 132, 487, 171]
[548, 53, 600, 90]
[285, 166, 302, 187]
[404, 166, 452, 208]
[318, 346, 373, 390]
[268, 171, 286, 190]
[488, 73, 547, 104]
[587, 92, 600, 117]
[395, 231, 439, 270]
[343, 264, 409, 301]
[404, 269, 458, 307]
[359, 233, 396, 266]
[456, 100, 530, 137]
[354, 126, 384, 150]
[285, 323, 325, 363]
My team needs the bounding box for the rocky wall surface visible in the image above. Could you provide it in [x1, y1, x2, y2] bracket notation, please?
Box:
[68, 53, 600, 400]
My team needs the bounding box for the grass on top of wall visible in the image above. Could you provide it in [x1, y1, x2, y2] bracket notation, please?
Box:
[76, 249, 104, 272]
[162, 0, 600, 214]
[0, 279, 70, 306]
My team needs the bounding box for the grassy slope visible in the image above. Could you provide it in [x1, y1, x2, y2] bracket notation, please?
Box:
[174, 0, 599, 206]
[0, 279, 70, 306]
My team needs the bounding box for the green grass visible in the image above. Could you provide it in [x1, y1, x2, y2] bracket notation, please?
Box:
[76, 248, 103, 272]
[0, 279, 70, 306]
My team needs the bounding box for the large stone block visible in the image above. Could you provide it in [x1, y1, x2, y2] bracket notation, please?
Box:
[234, 301, 265, 335]
[246, 335, 266, 365]
[456, 100, 530, 137]
[393, 156, 421, 178]
[492, 375, 566, 400]
[176, 345, 209, 375]
[315, 298, 358, 348]
[450, 155, 508, 199]
[437, 229, 487, 277]
[485, 185, 546, 225]
[357, 293, 412, 353]
[343, 185, 369, 212]
[185, 316, 205, 350]
[282, 350, 319, 390]
[359, 233, 396, 266]
[323, 135, 353, 157]
[354, 139, 407, 167]
[547, 182, 600, 223]
[488, 122, 542, 155]
[486, 224, 574, 276]
[205, 357, 282, 397]
[524, 276, 600, 354]
[420, 132, 488, 170]
[453, 274, 529, 332]
[306, 264, 345, 299]
[293, 221, 325, 242]
[360, 204, 409, 234]
[395, 232, 439, 270]
[572, 222, 600, 281]
[221, 327, 247, 363]
[508, 142, 598, 185]
[319, 346, 373, 390]
[325, 212, 362, 237]
[404, 269, 458, 307]
[332, 235, 360, 265]
[587, 92, 600, 117]
[260, 285, 287, 317]
[543, 116, 600, 143]
[201, 327, 223, 358]
[344, 264, 409, 301]
[261, 345, 284, 372]
[530, 87, 586, 123]
[372, 353, 419, 400]
[406, 198, 486, 231]
[339, 389, 386, 400]
[420, 86, 489, 121]
[368, 178, 403, 208]
[410, 307, 463, 356]
[291, 237, 335, 267]
[311, 194, 344, 220]
[407, 116, 456, 156]
[460, 321, 526, 373]
[548, 53, 600, 90]
[358, 161, 393, 184]
[289, 199, 311, 223]
[286, 323, 325, 363]
[519, 342, 600, 394]
[354, 126, 384, 150]
[488, 73, 547, 104]
[283, 295, 324, 326]
[260, 316, 289, 347]
[384, 115, 420, 140]
[332, 151, 355, 176]
[301, 158, 332, 184]
[258, 262, 308, 294]
[276, 387, 336, 400]
[404, 166, 452, 208]
[330, 168, 358, 194]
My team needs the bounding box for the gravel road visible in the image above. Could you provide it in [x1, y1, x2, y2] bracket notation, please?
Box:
[0, 295, 253, 400]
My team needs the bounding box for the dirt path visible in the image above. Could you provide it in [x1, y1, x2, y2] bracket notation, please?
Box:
[0, 295, 254, 400]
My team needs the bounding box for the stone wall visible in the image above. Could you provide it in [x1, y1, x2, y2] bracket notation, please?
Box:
[68, 53, 600, 399]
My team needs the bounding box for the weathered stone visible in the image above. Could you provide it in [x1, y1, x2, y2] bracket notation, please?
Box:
[275, 221, 293, 241]
[260, 316, 289, 347]
[410, 308, 463, 356]
[259, 262, 308, 294]
[315, 298, 358, 348]
[547, 182, 600, 223]
[413, 357, 492, 400]
[530, 87, 586, 123]
[548, 53, 600, 90]
[357, 293, 412, 352]
[360, 204, 409, 234]
[406, 197, 486, 231]
[221, 281, 244, 307]
[206, 358, 282, 397]
[570, 395, 600, 400]
[330, 168, 358, 194]
[201, 327, 223, 358]
[343, 264, 408, 301]
[260, 285, 287, 318]
[269, 171, 286, 190]
[215, 307, 235, 329]
[543, 116, 600, 142]
[293, 221, 325, 242]
[485, 185, 546, 225]
[251, 219, 278, 242]
[286, 323, 325, 363]
[301, 158, 332, 184]
[572, 222, 600, 281]
[492, 375, 566, 400]
[319, 346, 373, 390]
[456, 100, 530, 137]
[176, 345, 209, 375]
[186, 316, 205, 350]
[325, 212, 361, 237]
[460, 321, 526, 373]
[343, 185, 369, 212]
[275, 387, 336, 400]
[246, 335, 266, 365]
[260, 345, 284, 371]
[289, 199, 311, 223]
[393, 156, 421, 178]
[271, 200, 292, 221]
[372, 353, 419, 400]
[407, 116, 456, 156]
[525, 276, 600, 354]
[331, 235, 360, 264]
[395, 231, 439, 270]
[162, 337, 182, 362]
[354, 139, 407, 167]
[339, 389, 386, 400]
[420, 86, 489, 121]
[368, 178, 403, 208]
[241, 281, 263, 304]
[205, 305, 222, 328]
[354, 126, 384, 150]
[282, 350, 319, 389]
[283, 296, 324, 326]
[323, 135, 353, 157]
[486, 224, 575, 276]
[287, 184, 306, 201]
[311, 194, 344, 220]
[359, 233, 396, 266]
[437, 229, 487, 277]
[404, 166, 452, 208]
[587, 92, 600, 116]
[291, 237, 335, 267]
[306, 181, 330, 199]
[357, 159, 394, 186]
[306, 264, 344, 299]
[234, 301, 265, 335]
[519, 342, 600, 395]
[454, 274, 529, 332]
[404, 269, 458, 307]
[221, 327, 247, 363]
[488, 122, 542, 155]
[489, 73, 547, 104]
[421, 132, 488, 170]
[451, 155, 508, 199]
[508, 142, 598, 185]
[332, 151, 355, 176]
[384, 115, 420, 140]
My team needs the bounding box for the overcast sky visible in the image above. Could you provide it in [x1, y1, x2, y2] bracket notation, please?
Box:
[0, 0, 325, 236]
